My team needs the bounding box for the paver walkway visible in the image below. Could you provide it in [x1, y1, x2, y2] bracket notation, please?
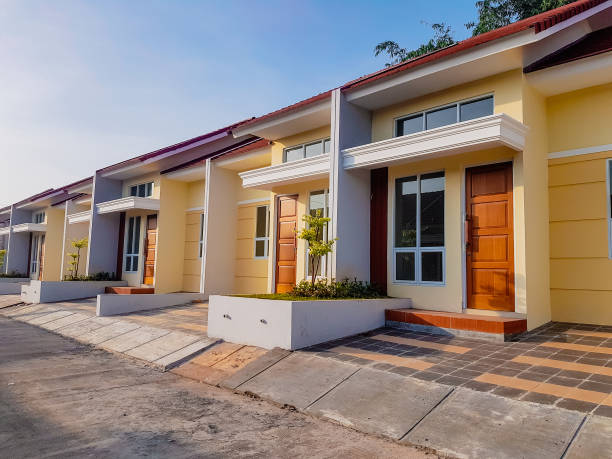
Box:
[304, 323, 612, 418]
[0, 299, 214, 370]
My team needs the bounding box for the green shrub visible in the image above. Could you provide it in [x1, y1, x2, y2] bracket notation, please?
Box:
[290, 278, 384, 299]
[64, 271, 119, 282]
[0, 270, 27, 279]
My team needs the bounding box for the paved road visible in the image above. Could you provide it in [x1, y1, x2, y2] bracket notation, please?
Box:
[0, 317, 431, 458]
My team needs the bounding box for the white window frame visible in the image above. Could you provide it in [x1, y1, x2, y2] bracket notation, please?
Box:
[283, 137, 331, 163]
[393, 172, 446, 286]
[33, 211, 45, 224]
[253, 205, 270, 259]
[394, 94, 494, 138]
[607, 158, 612, 259]
[124, 216, 141, 273]
[129, 181, 154, 198]
[30, 234, 41, 274]
[306, 189, 330, 279]
[198, 213, 205, 258]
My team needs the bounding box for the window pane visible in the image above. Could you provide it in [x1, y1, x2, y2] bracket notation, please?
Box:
[133, 216, 141, 253]
[422, 251, 443, 282]
[255, 240, 266, 257]
[420, 172, 445, 247]
[199, 214, 205, 241]
[132, 255, 139, 271]
[305, 141, 323, 158]
[396, 114, 423, 137]
[125, 256, 131, 272]
[130, 186, 137, 197]
[426, 105, 457, 130]
[256, 206, 267, 238]
[395, 177, 417, 247]
[323, 139, 331, 153]
[396, 252, 415, 281]
[609, 161, 612, 218]
[285, 147, 303, 162]
[460, 96, 493, 122]
[309, 190, 325, 216]
[127, 218, 134, 253]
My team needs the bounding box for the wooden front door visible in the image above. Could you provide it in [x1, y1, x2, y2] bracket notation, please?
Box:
[275, 195, 298, 293]
[466, 162, 514, 311]
[143, 215, 157, 286]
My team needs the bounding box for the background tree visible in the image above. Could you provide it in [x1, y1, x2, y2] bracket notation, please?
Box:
[67, 238, 88, 280]
[296, 210, 336, 286]
[374, 0, 574, 65]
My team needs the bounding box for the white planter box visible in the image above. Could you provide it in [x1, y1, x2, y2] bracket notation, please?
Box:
[97, 292, 206, 316]
[21, 280, 128, 304]
[0, 279, 29, 295]
[208, 295, 412, 350]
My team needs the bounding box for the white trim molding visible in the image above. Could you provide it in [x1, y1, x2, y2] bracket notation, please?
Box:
[239, 154, 330, 190]
[96, 196, 160, 214]
[0, 226, 11, 236]
[343, 114, 528, 169]
[12, 223, 47, 233]
[548, 143, 612, 160]
[236, 198, 270, 206]
[67, 210, 92, 224]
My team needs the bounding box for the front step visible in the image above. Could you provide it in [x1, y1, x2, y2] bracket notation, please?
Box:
[385, 309, 527, 342]
[105, 286, 155, 295]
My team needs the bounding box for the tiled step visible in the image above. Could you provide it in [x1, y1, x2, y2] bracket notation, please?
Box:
[385, 308, 527, 342]
[105, 286, 155, 295]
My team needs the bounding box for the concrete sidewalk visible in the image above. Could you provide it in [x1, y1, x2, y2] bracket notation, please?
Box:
[0, 300, 216, 370]
[219, 350, 611, 459]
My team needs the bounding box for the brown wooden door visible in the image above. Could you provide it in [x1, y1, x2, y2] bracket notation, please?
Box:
[275, 195, 298, 293]
[38, 235, 45, 281]
[466, 162, 514, 311]
[143, 215, 157, 286]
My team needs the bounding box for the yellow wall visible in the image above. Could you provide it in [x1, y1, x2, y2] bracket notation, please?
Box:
[182, 179, 206, 292]
[41, 206, 65, 281]
[547, 83, 612, 325]
[386, 147, 523, 312]
[155, 177, 187, 293]
[234, 202, 270, 294]
[371, 70, 524, 142]
[271, 126, 331, 165]
[186, 180, 205, 210]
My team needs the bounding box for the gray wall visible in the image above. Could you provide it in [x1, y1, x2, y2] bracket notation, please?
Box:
[87, 174, 122, 276]
[330, 89, 373, 281]
[5, 206, 33, 275]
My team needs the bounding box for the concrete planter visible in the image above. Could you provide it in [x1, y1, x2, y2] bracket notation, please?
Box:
[21, 280, 128, 304]
[208, 295, 412, 350]
[96, 292, 206, 316]
[0, 278, 29, 295]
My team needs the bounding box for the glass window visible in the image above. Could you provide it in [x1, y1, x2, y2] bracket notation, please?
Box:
[283, 138, 330, 163]
[33, 212, 45, 224]
[396, 114, 423, 137]
[125, 216, 141, 272]
[460, 96, 494, 122]
[426, 105, 457, 130]
[307, 190, 330, 278]
[130, 182, 153, 198]
[394, 173, 445, 284]
[254, 205, 269, 258]
[199, 213, 205, 258]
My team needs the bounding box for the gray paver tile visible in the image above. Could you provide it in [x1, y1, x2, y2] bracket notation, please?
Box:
[404, 388, 584, 459]
[239, 353, 358, 410]
[27, 310, 75, 325]
[41, 312, 93, 331]
[78, 321, 141, 345]
[153, 338, 217, 369]
[101, 326, 171, 353]
[220, 347, 291, 390]
[58, 316, 117, 338]
[125, 331, 200, 362]
[565, 415, 612, 459]
[307, 367, 452, 439]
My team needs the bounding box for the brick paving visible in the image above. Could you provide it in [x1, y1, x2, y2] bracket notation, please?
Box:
[304, 321, 612, 418]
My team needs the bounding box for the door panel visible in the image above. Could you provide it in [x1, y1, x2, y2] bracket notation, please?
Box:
[275, 195, 298, 293]
[370, 167, 388, 293]
[143, 215, 157, 286]
[466, 162, 514, 311]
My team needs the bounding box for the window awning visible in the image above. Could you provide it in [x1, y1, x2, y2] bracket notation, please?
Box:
[96, 196, 160, 214]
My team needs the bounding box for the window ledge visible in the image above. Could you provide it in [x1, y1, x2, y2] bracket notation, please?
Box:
[96, 196, 160, 214]
[343, 114, 528, 169]
[239, 154, 330, 190]
[67, 210, 92, 224]
[12, 223, 47, 233]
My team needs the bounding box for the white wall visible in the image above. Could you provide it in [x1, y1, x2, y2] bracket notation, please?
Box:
[330, 89, 373, 281]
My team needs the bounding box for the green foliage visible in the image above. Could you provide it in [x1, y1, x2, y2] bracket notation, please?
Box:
[374, 23, 456, 66]
[374, 1, 573, 65]
[65, 238, 88, 280]
[64, 271, 118, 282]
[0, 270, 27, 278]
[290, 278, 384, 299]
[296, 209, 337, 286]
[0, 249, 5, 271]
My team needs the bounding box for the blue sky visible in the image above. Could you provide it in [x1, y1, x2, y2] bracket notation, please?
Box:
[1, 0, 477, 204]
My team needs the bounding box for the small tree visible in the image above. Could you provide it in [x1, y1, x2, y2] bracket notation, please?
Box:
[296, 210, 336, 286]
[67, 238, 88, 279]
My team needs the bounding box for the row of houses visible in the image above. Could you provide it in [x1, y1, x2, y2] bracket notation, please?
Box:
[1, 0, 611, 330]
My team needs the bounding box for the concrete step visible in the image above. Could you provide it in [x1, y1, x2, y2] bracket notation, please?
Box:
[385, 308, 527, 342]
[105, 286, 155, 295]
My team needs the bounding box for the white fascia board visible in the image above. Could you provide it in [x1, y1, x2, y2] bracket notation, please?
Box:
[16, 190, 65, 209]
[214, 147, 269, 167]
[67, 210, 92, 224]
[343, 114, 527, 169]
[0, 227, 10, 236]
[239, 154, 330, 189]
[232, 99, 331, 139]
[68, 182, 93, 195]
[163, 165, 207, 180]
[12, 223, 47, 233]
[535, 1, 612, 41]
[96, 196, 160, 214]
